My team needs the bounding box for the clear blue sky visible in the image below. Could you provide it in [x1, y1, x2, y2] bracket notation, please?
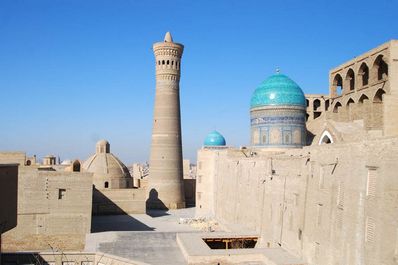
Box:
[0, 0, 397, 164]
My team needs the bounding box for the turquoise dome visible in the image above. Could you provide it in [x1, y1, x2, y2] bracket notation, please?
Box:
[204, 131, 226, 146]
[250, 74, 306, 108]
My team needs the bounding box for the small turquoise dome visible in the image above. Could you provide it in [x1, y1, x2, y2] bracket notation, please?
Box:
[204, 131, 226, 146]
[250, 74, 306, 108]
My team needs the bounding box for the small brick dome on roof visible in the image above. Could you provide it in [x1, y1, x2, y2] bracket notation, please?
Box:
[204, 131, 226, 146]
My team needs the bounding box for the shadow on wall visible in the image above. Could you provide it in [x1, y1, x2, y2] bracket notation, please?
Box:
[91, 188, 154, 232]
[184, 179, 196, 207]
[306, 130, 315, 145]
[0, 165, 18, 248]
[146, 189, 170, 216]
[2, 253, 47, 265]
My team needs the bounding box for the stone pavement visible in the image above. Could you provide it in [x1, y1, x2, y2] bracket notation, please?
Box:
[91, 207, 198, 233]
[86, 231, 187, 265]
[86, 208, 200, 265]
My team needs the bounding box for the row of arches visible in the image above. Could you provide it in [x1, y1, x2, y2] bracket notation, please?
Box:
[157, 59, 180, 70]
[331, 54, 388, 96]
[331, 89, 386, 130]
[155, 49, 179, 57]
[306, 98, 324, 111]
[332, 89, 385, 113]
[306, 97, 330, 121]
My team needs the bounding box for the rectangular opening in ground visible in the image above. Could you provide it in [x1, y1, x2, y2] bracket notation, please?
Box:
[203, 237, 258, 249]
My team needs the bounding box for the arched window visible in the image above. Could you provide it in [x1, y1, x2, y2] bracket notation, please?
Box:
[333, 102, 342, 113]
[73, 161, 81, 172]
[325, 99, 330, 111]
[321, 135, 331, 144]
[306, 99, 309, 108]
[313, 99, 321, 111]
[158, 61, 161, 65]
[358, 63, 369, 86]
[333, 74, 343, 96]
[346, 69, 355, 91]
[373, 55, 388, 81]
[162, 60, 165, 65]
[318, 131, 334, 145]
[104, 181, 109, 188]
[171, 61, 174, 66]
[167, 60, 169, 65]
[373, 89, 386, 103]
[26, 160, 31, 166]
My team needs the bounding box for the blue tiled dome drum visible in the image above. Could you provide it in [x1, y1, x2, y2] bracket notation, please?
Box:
[250, 73, 307, 148]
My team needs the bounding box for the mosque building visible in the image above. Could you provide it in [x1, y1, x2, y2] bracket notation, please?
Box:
[250, 72, 307, 148]
[195, 40, 398, 265]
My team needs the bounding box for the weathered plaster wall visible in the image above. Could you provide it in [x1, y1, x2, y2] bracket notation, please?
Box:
[2, 167, 93, 251]
[197, 138, 398, 265]
[92, 188, 146, 215]
[0, 165, 18, 234]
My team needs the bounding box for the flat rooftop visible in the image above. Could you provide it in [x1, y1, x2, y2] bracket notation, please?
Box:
[86, 208, 306, 265]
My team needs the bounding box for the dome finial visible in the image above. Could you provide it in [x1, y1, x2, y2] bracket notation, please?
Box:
[276, 67, 281, 74]
[164, 32, 173, 43]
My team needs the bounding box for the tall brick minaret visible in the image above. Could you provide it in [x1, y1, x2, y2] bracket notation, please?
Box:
[147, 32, 185, 209]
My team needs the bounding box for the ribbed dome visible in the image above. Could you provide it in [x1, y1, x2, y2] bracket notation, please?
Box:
[204, 131, 226, 146]
[250, 74, 306, 108]
[82, 140, 131, 189]
[83, 153, 131, 179]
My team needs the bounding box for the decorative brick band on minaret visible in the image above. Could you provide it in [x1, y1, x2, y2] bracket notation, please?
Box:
[147, 32, 186, 209]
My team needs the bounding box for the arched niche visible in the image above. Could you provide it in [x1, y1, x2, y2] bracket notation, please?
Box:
[313, 99, 321, 111]
[346, 98, 355, 107]
[333, 102, 342, 113]
[332, 74, 343, 96]
[345, 69, 355, 91]
[358, 94, 369, 104]
[372, 55, 388, 81]
[373, 89, 386, 103]
[73, 160, 81, 172]
[358, 62, 369, 86]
